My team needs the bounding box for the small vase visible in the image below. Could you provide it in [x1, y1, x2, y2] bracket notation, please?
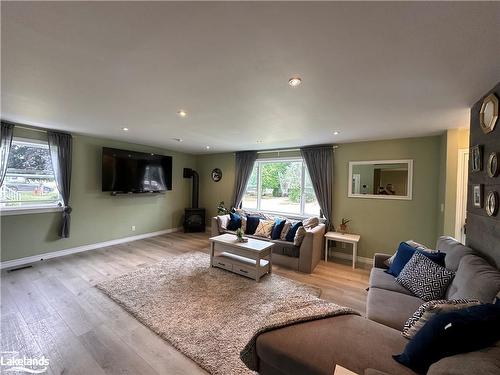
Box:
[340, 224, 347, 234]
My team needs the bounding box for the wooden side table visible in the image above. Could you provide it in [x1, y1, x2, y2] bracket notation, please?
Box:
[324, 231, 361, 269]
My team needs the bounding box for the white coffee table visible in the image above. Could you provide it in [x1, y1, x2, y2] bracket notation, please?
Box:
[209, 234, 274, 282]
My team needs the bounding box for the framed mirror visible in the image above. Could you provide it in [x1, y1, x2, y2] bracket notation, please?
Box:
[348, 159, 413, 200]
[480, 93, 498, 134]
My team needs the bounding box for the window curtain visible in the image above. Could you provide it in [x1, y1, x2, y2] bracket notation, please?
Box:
[232, 151, 257, 208]
[0, 122, 14, 186]
[300, 145, 334, 230]
[47, 131, 73, 238]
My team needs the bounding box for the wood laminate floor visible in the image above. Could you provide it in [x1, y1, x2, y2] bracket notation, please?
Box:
[0, 231, 370, 375]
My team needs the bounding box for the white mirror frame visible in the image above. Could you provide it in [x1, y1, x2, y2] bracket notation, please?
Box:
[348, 159, 413, 200]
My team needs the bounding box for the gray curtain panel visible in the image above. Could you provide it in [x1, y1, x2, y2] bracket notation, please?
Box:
[232, 151, 258, 208]
[48, 131, 73, 238]
[301, 145, 334, 230]
[0, 122, 15, 186]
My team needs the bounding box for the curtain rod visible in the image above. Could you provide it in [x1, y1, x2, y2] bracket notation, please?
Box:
[257, 145, 339, 154]
[14, 125, 47, 133]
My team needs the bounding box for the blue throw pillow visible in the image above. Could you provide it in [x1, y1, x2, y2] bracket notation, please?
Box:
[285, 222, 303, 242]
[394, 303, 500, 374]
[245, 216, 260, 235]
[226, 212, 241, 231]
[271, 218, 286, 240]
[386, 242, 446, 277]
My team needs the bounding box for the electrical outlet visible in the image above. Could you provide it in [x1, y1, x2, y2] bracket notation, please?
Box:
[440, 203, 444, 213]
[131, 225, 136, 231]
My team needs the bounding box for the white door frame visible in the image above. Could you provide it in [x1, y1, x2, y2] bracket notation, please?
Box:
[455, 148, 469, 243]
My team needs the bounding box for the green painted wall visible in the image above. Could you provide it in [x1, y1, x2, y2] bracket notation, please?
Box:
[1, 128, 196, 262]
[197, 136, 443, 259]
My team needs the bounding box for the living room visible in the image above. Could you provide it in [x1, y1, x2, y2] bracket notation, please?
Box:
[1, 2, 499, 375]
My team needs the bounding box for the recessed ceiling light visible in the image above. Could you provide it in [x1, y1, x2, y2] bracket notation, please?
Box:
[206, 146, 211, 150]
[122, 127, 129, 132]
[288, 76, 302, 87]
[177, 110, 187, 118]
[333, 131, 340, 135]
[256, 140, 264, 143]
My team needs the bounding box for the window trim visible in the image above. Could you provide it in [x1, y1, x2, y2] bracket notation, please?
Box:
[1, 137, 62, 212]
[242, 157, 321, 217]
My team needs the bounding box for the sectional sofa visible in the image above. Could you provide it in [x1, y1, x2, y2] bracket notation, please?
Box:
[252, 236, 500, 375]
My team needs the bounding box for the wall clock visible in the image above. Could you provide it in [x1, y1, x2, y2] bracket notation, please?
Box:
[211, 168, 222, 182]
[480, 93, 498, 134]
[485, 191, 499, 217]
[487, 152, 499, 178]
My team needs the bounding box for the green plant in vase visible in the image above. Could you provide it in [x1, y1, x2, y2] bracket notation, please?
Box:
[236, 228, 245, 242]
[340, 218, 351, 234]
[217, 201, 230, 215]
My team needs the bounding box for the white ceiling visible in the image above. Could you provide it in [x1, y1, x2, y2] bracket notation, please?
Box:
[2, 2, 499, 154]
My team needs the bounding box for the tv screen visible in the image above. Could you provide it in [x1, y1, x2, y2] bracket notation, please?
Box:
[102, 147, 172, 193]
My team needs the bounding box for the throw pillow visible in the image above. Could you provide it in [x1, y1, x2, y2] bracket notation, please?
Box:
[293, 226, 307, 246]
[396, 252, 455, 301]
[245, 215, 261, 235]
[402, 299, 481, 339]
[271, 218, 286, 240]
[280, 221, 292, 240]
[386, 242, 446, 277]
[302, 217, 319, 229]
[254, 219, 274, 238]
[384, 240, 430, 267]
[393, 303, 500, 374]
[285, 221, 303, 242]
[445, 254, 500, 303]
[217, 214, 230, 232]
[227, 212, 242, 231]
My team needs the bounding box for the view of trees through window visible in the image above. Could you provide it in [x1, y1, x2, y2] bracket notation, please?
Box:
[0, 139, 62, 208]
[242, 159, 320, 216]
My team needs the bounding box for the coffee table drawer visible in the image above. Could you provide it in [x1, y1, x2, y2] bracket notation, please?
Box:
[232, 264, 256, 279]
[213, 256, 233, 271]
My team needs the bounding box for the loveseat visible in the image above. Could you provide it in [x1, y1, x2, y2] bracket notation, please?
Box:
[211, 214, 325, 273]
[252, 236, 500, 375]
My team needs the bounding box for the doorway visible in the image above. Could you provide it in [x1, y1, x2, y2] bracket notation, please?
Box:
[455, 149, 469, 244]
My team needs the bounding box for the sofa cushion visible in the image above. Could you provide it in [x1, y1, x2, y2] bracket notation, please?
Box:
[271, 239, 300, 258]
[227, 212, 242, 231]
[271, 218, 286, 240]
[393, 303, 500, 374]
[293, 226, 307, 246]
[386, 243, 445, 277]
[385, 240, 430, 267]
[436, 236, 475, 272]
[367, 288, 423, 331]
[280, 221, 292, 240]
[302, 217, 319, 229]
[255, 315, 416, 375]
[245, 215, 261, 235]
[402, 299, 481, 339]
[396, 252, 455, 302]
[254, 219, 274, 238]
[369, 268, 413, 296]
[446, 254, 500, 303]
[285, 221, 303, 242]
[217, 214, 231, 232]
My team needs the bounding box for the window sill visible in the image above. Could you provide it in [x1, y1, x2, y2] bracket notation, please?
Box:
[0, 205, 63, 216]
[241, 208, 320, 220]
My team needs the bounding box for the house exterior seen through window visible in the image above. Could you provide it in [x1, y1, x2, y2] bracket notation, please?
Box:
[242, 159, 320, 217]
[0, 139, 62, 209]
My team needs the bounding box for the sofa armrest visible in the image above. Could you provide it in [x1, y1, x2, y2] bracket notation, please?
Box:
[373, 253, 392, 269]
[211, 217, 221, 237]
[298, 223, 326, 273]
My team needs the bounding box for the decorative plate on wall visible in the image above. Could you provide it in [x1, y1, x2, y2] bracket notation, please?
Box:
[485, 191, 499, 217]
[211, 168, 222, 182]
[480, 93, 498, 134]
[487, 152, 499, 178]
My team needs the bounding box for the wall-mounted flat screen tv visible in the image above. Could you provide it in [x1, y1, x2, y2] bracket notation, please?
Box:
[102, 147, 172, 193]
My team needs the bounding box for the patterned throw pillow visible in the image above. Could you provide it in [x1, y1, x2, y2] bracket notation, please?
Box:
[396, 252, 455, 301]
[293, 226, 307, 246]
[280, 221, 292, 240]
[253, 219, 274, 238]
[302, 217, 319, 229]
[402, 299, 481, 339]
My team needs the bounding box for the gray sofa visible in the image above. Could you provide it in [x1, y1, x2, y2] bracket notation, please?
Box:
[253, 236, 500, 375]
[211, 216, 325, 273]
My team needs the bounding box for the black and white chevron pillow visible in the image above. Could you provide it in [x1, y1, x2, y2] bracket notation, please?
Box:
[402, 299, 481, 339]
[396, 252, 455, 302]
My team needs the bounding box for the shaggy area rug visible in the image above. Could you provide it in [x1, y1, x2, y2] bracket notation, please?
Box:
[96, 252, 357, 375]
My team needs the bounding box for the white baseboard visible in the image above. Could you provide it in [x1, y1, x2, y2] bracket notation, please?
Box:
[0, 227, 183, 270]
[329, 251, 372, 265]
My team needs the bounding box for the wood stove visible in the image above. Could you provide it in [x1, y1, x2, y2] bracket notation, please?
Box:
[183, 168, 206, 232]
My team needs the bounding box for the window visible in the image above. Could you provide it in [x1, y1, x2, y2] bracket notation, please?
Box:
[242, 159, 321, 216]
[1, 139, 62, 210]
